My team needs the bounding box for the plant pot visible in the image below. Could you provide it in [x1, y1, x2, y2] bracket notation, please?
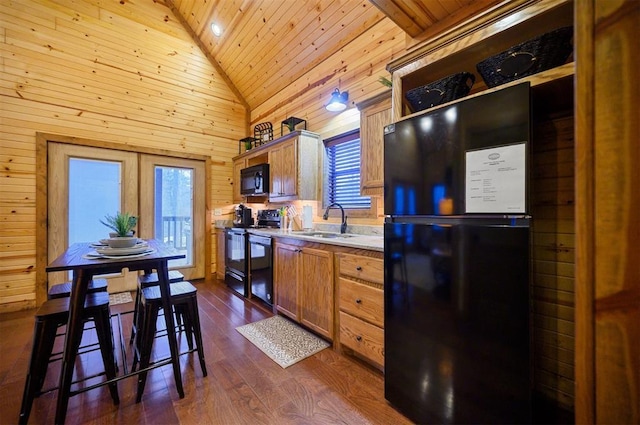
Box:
[109, 231, 134, 238]
[106, 237, 138, 249]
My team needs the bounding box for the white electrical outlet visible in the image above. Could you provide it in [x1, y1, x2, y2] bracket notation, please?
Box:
[214, 208, 222, 216]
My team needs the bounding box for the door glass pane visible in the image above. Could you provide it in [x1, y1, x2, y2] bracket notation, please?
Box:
[154, 166, 193, 267]
[69, 158, 121, 244]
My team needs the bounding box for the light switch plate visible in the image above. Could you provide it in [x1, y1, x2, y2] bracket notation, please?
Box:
[214, 208, 222, 216]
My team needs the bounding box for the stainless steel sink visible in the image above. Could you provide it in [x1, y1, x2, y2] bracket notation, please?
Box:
[296, 231, 354, 238]
[317, 233, 348, 238]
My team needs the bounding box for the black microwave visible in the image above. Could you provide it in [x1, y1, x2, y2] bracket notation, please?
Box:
[240, 164, 269, 196]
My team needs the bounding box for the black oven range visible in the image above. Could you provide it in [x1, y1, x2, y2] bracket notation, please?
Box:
[224, 209, 280, 305]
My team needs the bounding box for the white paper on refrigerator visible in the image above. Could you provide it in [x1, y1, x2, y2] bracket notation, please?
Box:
[465, 142, 526, 213]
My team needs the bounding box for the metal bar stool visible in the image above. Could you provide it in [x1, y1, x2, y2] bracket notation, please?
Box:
[48, 278, 114, 357]
[129, 270, 184, 344]
[48, 278, 108, 299]
[19, 292, 119, 424]
[133, 281, 207, 402]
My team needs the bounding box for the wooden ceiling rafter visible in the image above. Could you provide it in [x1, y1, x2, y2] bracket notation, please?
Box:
[368, 0, 427, 37]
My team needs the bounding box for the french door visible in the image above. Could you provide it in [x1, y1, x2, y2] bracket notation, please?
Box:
[48, 143, 205, 292]
[139, 154, 205, 279]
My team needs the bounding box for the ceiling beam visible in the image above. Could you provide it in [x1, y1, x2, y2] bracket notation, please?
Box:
[368, 0, 426, 37]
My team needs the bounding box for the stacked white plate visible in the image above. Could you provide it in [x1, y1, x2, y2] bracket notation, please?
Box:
[95, 244, 149, 256]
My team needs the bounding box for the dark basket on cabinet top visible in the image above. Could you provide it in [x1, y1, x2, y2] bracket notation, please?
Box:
[476, 26, 573, 88]
[254, 122, 273, 143]
[405, 72, 475, 113]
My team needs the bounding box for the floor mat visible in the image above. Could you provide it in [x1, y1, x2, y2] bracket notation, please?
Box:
[109, 291, 133, 305]
[236, 315, 330, 368]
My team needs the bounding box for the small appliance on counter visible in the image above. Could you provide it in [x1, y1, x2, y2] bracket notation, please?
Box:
[233, 204, 253, 227]
[255, 209, 281, 228]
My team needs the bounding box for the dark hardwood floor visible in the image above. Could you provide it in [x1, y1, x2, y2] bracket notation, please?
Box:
[0, 279, 414, 424]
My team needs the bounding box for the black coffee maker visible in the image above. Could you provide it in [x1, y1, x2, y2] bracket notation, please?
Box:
[233, 204, 254, 227]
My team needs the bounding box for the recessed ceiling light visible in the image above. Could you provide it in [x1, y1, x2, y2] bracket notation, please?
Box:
[211, 23, 222, 37]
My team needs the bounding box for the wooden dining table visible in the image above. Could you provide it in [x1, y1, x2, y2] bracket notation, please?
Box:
[46, 239, 185, 424]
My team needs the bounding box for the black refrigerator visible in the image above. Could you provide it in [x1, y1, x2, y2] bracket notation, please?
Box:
[384, 83, 532, 424]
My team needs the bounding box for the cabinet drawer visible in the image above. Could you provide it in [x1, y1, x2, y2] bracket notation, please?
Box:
[339, 277, 383, 327]
[338, 254, 383, 285]
[339, 311, 384, 367]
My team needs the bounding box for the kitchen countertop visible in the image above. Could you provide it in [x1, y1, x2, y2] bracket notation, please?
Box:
[248, 228, 384, 252]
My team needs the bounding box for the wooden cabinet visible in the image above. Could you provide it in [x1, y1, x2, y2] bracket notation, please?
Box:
[215, 228, 225, 280]
[274, 241, 334, 339]
[574, 2, 639, 422]
[268, 138, 296, 199]
[273, 242, 299, 319]
[268, 131, 319, 201]
[336, 253, 384, 369]
[357, 92, 391, 197]
[298, 247, 334, 338]
[232, 158, 246, 203]
[388, 0, 574, 121]
[232, 130, 319, 202]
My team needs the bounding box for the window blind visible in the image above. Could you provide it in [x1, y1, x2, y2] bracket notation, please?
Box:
[325, 137, 371, 209]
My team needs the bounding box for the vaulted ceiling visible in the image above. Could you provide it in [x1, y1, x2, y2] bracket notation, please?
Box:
[164, 0, 502, 110]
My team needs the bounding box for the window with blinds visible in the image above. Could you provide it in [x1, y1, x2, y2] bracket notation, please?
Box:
[324, 130, 371, 209]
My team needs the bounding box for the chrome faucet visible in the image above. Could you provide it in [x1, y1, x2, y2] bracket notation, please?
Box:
[323, 202, 347, 234]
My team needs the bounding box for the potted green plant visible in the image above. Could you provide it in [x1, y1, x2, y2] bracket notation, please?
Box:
[100, 212, 138, 248]
[378, 76, 392, 88]
[285, 121, 296, 133]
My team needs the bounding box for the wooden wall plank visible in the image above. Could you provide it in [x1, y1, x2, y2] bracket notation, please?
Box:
[581, 1, 640, 422]
[531, 110, 576, 410]
[0, 0, 245, 310]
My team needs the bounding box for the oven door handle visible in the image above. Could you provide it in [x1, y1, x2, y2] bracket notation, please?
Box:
[249, 235, 271, 246]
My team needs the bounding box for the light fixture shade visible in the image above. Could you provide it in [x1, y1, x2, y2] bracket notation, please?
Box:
[326, 88, 349, 112]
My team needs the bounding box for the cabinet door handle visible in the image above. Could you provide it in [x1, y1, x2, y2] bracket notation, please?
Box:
[356, 266, 362, 271]
[355, 298, 362, 304]
[356, 335, 362, 342]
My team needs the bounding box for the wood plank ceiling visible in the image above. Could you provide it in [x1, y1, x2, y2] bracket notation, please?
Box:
[164, 0, 501, 111]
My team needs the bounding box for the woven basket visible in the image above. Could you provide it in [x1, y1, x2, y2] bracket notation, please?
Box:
[476, 26, 573, 88]
[405, 72, 475, 113]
